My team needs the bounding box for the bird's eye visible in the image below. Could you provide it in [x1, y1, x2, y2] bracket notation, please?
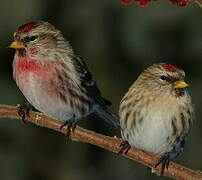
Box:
[24, 36, 37, 42]
[160, 75, 172, 82]
[29, 36, 37, 41]
[160, 75, 167, 80]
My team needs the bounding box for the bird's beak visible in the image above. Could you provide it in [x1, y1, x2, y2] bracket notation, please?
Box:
[9, 41, 25, 49]
[174, 81, 189, 89]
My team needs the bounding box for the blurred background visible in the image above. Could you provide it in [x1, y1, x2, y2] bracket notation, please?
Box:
[0, 0, 201, 179]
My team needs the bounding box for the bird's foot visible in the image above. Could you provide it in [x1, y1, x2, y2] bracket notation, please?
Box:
[155, 152, 170, 175]
[17, 102, 33, 123]
[60, 116, 77, 137]
[119, 140, 131, 154]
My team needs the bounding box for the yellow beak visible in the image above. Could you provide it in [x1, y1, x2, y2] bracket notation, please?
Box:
[9, 41, 25, 49]
[174, 81, 189, 89]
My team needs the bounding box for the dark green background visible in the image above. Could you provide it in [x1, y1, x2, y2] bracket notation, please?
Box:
[0, 0, 201, 179]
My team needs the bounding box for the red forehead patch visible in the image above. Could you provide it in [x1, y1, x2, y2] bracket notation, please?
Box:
[162, 64, 181, 72]
[16, 22, 38, 33]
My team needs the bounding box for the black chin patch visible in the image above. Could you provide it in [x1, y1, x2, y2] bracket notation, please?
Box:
[175, 88, 185, 97]
[17, 49, 26, 57]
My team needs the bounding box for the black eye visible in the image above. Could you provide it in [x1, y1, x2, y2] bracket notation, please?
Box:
[160, 75, 167, 80]
[160, 75, 172, 82]
[24, 36, 37, 42]
[29, 36, 37, 41]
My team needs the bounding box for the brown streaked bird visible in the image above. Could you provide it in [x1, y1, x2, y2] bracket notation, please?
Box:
[10, 21, 119, 133]
[119, 63, 193, 174]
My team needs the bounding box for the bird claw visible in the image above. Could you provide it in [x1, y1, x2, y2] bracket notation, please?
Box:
[118, 140, 131, 154]
[60, 117, 77, 137]
[155, 153, 170, 175]
[17, 102, 33, 123]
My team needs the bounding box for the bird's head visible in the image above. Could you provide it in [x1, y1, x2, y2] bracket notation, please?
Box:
[137, 63, 188, 97]
[9, 21, 72, 59]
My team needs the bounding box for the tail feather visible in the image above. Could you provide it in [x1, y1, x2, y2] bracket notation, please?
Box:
[94, 106, 120, 128]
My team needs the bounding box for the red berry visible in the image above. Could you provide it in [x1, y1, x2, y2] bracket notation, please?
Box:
[121, 0, 132, 5]
[136, 0, 149, 6]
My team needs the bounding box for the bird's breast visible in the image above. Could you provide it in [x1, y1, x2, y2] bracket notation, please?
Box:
[15, 56, 58, 74]
[122, 94, 192, 156]
[13, 56, 62, 105]
[13, 55, 90, 121]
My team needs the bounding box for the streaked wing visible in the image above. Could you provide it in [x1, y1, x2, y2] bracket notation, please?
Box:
[72, 55, 111, 106]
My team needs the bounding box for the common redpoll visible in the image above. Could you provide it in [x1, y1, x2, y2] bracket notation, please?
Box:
[119, 63, 193, 174]
[10, 21, 119, 132]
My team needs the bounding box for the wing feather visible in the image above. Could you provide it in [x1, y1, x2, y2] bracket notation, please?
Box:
[72, 55, 111, 107]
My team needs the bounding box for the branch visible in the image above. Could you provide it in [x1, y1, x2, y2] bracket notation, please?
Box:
[0, 105, 201, 180]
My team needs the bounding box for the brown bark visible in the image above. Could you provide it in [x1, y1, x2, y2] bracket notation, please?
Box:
[0, 105, 201, 180]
